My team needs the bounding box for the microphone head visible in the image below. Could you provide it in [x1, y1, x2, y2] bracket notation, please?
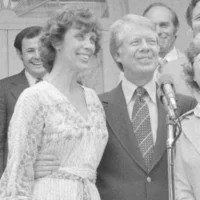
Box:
[158, 73, 174, 89]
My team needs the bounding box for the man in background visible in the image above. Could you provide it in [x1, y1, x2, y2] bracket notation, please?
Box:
[143, 2, 192, 96]
[0, 26, 47, 177]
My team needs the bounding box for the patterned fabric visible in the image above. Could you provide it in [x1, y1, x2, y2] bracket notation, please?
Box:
[0, 81, 108, 200]
[132, 87, 154, 171]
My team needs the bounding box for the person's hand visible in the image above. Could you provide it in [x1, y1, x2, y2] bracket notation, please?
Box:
[34, 153, 60, 179]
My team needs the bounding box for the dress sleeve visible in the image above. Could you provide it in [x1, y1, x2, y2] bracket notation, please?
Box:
[175, 135, 195, 200]
[0, 89, 45, 200]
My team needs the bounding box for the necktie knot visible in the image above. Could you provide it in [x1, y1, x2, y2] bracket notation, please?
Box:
[158, 58, 168, 73]
[160, 58, 168, 66]
[135, 87, 146, 99]
[35, 78, 43, 84]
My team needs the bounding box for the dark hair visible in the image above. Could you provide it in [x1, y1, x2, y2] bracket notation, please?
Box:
[14, 26, 42, 53]
[186, 0, 200, 27]
[183, 38, 200, 92]
[40, 7, 102, 73]
[143, 2, 179, 29]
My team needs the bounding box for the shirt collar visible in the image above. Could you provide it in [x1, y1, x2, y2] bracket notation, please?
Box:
[122, 76, 157, 105]
[25, 70, 37, 86]
[164, 47, 179, 62]
[25, 70, 47, 86]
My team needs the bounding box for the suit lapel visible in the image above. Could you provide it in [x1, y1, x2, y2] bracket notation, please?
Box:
[102, 83, 147, 172]
[10, 70, 29, 100]
[150, 94, 168, 171]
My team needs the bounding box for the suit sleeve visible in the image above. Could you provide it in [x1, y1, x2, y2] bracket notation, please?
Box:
[0, 83, 7, 177]
[175, 136, 195, 200]
[0, 89, 44, 200]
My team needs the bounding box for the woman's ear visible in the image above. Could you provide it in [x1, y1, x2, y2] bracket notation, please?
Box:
[52, 39, 62, 52]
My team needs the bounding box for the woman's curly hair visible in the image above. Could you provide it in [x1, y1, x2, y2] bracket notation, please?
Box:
[39, 7, 102, 72]
[184, 37, 200, 92]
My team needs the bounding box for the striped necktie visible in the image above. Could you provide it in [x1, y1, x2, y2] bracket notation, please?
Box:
[132, 87, 154, 171]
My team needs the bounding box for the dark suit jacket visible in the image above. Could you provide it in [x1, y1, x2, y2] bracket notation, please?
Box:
[96, 83, 197, 200]
[0, 70, 29, 176]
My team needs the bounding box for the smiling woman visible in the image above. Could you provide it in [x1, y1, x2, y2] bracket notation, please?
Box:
[0, 7, 108, 200]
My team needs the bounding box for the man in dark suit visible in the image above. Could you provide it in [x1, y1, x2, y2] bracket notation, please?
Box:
[0, 26, 47, 177]
[33, 15, 196, 199]
[95, 14, 196, 200]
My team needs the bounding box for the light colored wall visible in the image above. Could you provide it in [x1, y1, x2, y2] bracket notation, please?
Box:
[127, 0, 192, 53]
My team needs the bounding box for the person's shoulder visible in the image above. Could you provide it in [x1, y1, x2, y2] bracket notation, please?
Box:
[177, 93, 197, 115]
[19, 81, 49, 101]
[177, 93, 196, 105]
[82, 86, 102, 102]
[98, 84, 122, 102]
[0, 72, 23, 85]
[98, 90, 114, 103]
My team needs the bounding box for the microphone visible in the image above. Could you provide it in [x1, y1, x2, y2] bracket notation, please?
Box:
[158, 74, 178, 111]
[157, 89, 176, 119]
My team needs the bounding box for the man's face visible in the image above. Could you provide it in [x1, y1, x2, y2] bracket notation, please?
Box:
[144, 6, 177, 57]
[192, 1, 200, 36]
[115, 23, 159, 81]
[18, 36, 46, 78]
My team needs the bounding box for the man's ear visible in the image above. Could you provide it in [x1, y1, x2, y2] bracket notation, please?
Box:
[157, 45, 160, 54]
[174, 27, 179, 39]
[16, 49, 22, 60]
[113, 49, 121, 63]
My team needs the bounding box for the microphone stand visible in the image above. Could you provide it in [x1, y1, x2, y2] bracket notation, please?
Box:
[166, 114, 176, 200]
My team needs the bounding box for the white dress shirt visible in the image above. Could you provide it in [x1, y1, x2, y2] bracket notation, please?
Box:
[25, 71, 38, 86]
[25, 71, 47, 86]
[164, 47, 181, 62]
[122, 76, 158, 144]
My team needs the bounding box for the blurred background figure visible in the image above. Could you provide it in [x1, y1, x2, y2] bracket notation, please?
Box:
[143, 2, 179, 59]
[175, 32, 200, 200]
[0, 26, 46, 177]
[186, 0, 200, 36]
[143, 2, 192, 96]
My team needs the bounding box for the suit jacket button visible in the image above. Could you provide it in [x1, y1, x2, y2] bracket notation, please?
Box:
[147, 177, 151, 182]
